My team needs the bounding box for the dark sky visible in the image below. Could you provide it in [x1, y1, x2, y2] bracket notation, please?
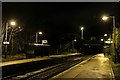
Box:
[2, 2, 120, 46]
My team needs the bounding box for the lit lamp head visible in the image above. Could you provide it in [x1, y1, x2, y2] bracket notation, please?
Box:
[10, 21, 16, 26]
[81, 27, 84, 30]
[39, 32, 42, 35]
[74, 39, 77, 42]
[10, 21, 16, 29]
[102, 16, 109, 21]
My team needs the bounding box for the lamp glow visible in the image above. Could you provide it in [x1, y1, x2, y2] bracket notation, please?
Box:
[10, 21, 16, 26]
[39, 32, 42, 35]
[81, 27, 84, 30]
[102, 16, 109, 21]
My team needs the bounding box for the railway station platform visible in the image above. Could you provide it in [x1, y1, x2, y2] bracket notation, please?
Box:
[50, 53, 115, 79]
[0, 53, 80, 67]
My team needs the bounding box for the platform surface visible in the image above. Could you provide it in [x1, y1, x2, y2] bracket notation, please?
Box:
[0, 53, 80, 67]
[51, 53, 115, 79]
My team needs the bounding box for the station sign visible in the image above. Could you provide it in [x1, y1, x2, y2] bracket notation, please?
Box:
[42, 40, 48, 44]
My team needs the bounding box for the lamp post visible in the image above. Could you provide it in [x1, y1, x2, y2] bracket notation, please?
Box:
[112, 16, 116, 48]
[102, 15, 118, 63]
[4, 22, 8, 58]
[3, 21, 16, 58]
[10, 21, 16, 54]
[80, 27, 84, 40]
[102, 16, 116, 46]
[36, 31, 42, 43]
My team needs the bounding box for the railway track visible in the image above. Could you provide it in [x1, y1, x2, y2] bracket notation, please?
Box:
[2, 55, 93, 80]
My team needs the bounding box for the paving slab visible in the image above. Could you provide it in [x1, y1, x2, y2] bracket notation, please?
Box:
[50, 53, 115, 80]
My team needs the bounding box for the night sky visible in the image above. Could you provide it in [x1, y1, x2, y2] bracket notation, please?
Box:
[2, 2, 120, 47]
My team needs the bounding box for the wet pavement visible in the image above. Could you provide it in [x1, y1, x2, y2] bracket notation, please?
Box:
[50, 53, 115, 79]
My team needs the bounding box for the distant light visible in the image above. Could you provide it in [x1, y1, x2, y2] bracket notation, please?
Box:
[102, 16, 109, 21]
[101, 39, 104, 41]
[39, 32, 42, 35]
[81, 27, 84, 30]
[98, 54, 104, 57]
[19, 27, 21, 29]
[105, 41, 113, 44]
[34, 43, 43, 46]
[33, 43, 50, 46]
[104, 34, 107, 37]
[108, 38, 111, 41]
[74, 39, 77, 42]
[20, 29, 23, 31]
[10, 21, 16, 26]
[3, 42, 9, 44]
[90, 37, 96, 40]
[104, 46, 108, 48]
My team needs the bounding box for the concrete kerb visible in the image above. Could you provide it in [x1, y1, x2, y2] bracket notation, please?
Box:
[66, 54, 97, 69]
[107, 56, 115, 80]
[78, 55, 96, 65]
[51, 55, 96, 79]
[105, 53, 115, 79]
[52, 54, 115, 79]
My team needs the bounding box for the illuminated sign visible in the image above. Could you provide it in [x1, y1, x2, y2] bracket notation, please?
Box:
[42, 40, 48, 44]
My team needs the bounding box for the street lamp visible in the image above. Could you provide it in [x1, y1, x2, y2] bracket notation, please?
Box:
[10, 21, 16, 26]
[102, 16, 116, 45]
[3, 22, 9, 58]
[102, 15, 118, 63]
[3, 20, 16, 58]
[10, 21, 16, 54]
[36, 31, 42, 43]
[80, 27, 84, 40]
[39, 32, 42, 35]
[102, 16, 109, 21]
[4, 21, 16, 43]
[102, 16, 116, 42]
